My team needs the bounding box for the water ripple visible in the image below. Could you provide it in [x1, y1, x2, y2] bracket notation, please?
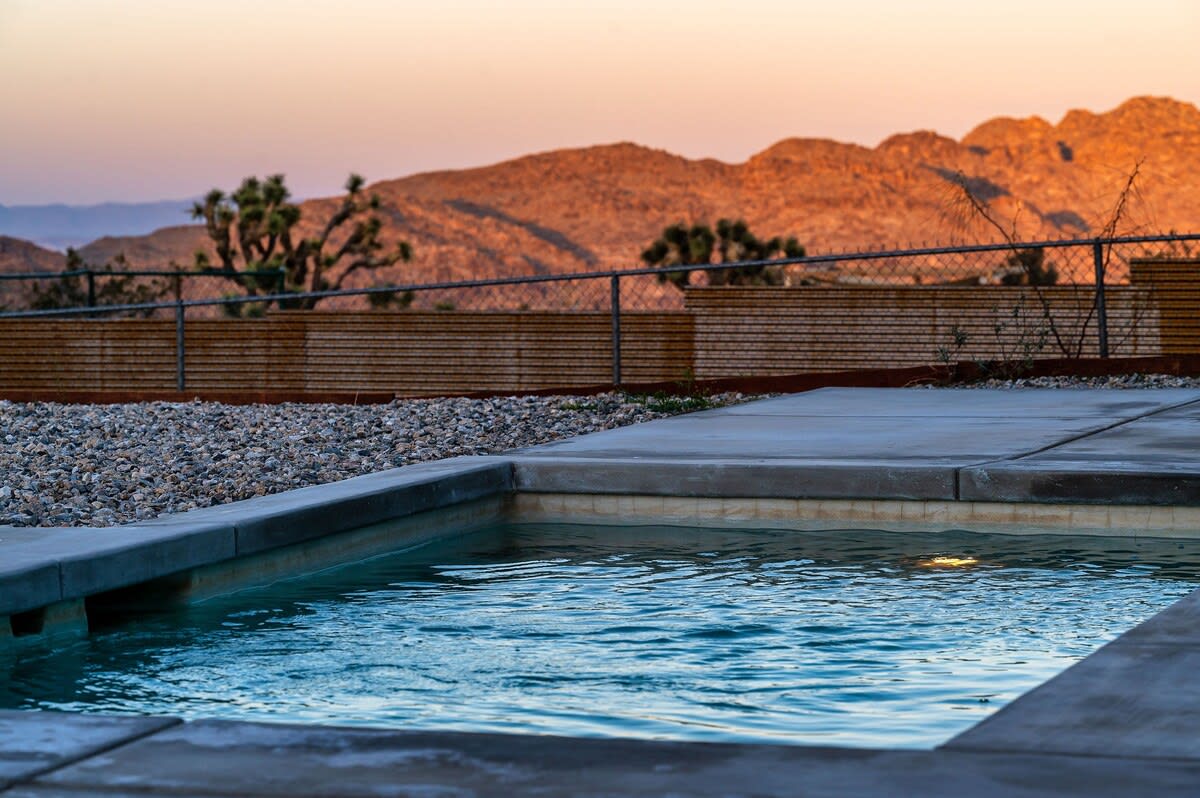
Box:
[3, 523, 1199, 749]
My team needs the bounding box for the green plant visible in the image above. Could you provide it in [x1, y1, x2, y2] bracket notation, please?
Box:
[191, 173, 411, 312]
[655, 394, 713, 413]
[623, 390, 714, 415]
[642, 218, 804, 289]
[28, 250, 167, 316]
[647, 392, 713, 414]
[975, 297, 1050, 379]
[433, 300, 456, 311]
[935, 325, 970, 365]
[367, 288, 414, 309]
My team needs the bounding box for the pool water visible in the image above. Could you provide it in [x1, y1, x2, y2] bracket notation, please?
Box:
[4, 524, 1200, 748]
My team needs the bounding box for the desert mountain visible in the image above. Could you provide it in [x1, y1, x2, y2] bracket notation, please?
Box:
[373, 96, 1199, 280]
[0, 236, 63, 309]
[5, 96, 1199, 309]
[0, 235, 62, 273]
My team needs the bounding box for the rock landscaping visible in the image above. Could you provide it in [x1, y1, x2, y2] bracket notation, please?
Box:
[5, 373, 1199, 528]
[0, 392, 744, 527]
[918, 374, 1200, 390]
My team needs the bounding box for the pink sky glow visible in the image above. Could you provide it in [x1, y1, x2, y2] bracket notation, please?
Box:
[1, 0, 1197, 204]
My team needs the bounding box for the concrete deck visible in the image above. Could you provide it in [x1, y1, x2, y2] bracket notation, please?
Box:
[510, 388, 1200, 502]
[5, 388, 1200, 795]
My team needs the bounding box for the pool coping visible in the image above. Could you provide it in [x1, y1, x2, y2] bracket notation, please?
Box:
[5, 387, 1200, 795]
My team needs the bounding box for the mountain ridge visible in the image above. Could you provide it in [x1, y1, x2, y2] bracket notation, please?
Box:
[2, 96, 1198, 308]
[0, 199, 198, 251]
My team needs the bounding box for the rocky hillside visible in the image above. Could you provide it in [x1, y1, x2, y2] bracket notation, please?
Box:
[0, 235, 61, 273]
[0, 236, 64, 309]
[4, 96, 1198, 309]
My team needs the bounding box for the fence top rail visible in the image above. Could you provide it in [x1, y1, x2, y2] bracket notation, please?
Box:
[0, 268, 287, 281]
[2, 232, 1198, 319]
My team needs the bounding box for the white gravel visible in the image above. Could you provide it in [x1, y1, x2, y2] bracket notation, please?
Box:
[5, 373, 1199, 528]
[915, 374, 1200, 389]
[0, 393, 745, 528]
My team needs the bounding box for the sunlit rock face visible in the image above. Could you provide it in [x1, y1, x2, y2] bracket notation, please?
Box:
[5, 97, 1198, 307]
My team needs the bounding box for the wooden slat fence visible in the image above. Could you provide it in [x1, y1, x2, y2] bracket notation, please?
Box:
[0, 278, 1189, 396]
[0, 312, 694, 396]
[1128, 259, 1200, 354]
[685, 285, 1159, 378]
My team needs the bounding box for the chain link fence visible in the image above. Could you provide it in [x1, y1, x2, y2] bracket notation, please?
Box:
[2, 234, 1199, 392]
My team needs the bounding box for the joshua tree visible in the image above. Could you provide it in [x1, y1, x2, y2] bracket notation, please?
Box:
[191, 173, 411, 313]
[642, 218, 804, 289]
[640, 223, 717, 288]
[710, 218, 805, 286]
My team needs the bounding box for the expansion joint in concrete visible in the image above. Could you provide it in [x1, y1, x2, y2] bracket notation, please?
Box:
[8, 717, 183, 788]
[973, 394, 1200, 468]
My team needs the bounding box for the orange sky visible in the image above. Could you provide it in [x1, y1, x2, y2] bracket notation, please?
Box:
[1, 0, 1197, 204]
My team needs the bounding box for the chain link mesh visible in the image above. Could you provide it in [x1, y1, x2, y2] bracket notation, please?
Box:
[3, 235, 1200, 385]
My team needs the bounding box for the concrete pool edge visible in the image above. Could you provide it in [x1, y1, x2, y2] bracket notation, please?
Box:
[3, 712, 1198, 797]
[0, 456, 512, 621]
[7, 387, 1200, 794]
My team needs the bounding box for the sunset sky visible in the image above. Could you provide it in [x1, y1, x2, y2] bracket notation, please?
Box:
[1, 0, 1197, 205]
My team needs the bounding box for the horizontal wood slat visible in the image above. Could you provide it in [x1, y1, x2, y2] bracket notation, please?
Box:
[0, 312, 694, 394]
[0, 282, 1191, 395]
[684, 286, 1160, 378]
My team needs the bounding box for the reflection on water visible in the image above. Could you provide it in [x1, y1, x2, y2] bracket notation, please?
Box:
[3, 524, 1199, 748]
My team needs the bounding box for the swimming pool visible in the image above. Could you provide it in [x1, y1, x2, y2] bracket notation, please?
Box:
[4, 523, 1198, 749]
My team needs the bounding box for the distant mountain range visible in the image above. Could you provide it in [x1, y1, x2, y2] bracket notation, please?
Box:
[0, 199, 196, 251]
[3, 96, 1198, 310]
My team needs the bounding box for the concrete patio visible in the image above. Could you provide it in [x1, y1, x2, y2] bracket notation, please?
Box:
[4, 387, 1200, 796]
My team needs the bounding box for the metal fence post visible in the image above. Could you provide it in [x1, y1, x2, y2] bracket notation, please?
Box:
[610, 274, 622, 386]
[175, 296, 186, 392]
[1092, 241, 1110, 358]
[85, 270, 96, 309]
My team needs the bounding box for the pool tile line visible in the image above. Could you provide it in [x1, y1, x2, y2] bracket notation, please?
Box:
[509, 493, 1200, 538]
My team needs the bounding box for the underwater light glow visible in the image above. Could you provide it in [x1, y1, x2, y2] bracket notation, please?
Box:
[920, 556, 980, 568]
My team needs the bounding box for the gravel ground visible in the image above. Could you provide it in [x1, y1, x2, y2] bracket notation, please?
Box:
[915, 374, 1200, 389]
[0, 393, 746, 528]
[5, 374, 1200, 528]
